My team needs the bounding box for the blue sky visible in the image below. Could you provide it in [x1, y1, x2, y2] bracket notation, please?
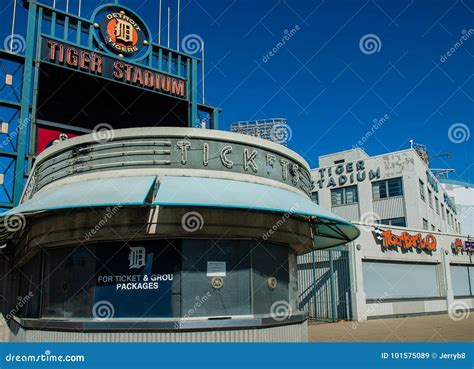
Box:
[2, 0, 473, 181]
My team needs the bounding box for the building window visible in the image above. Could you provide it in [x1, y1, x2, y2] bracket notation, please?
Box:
[331, 186, 358, 206]
[441, 204, 445, 219]
[363, 261, 440, 299]
[372, 177, 403, 200]
[447, 211, 450, 225]
[311, 191, 319, 205]
[427, 189, 433, 208]
[377, 217, 406, 227]
[422, 218, 428, 230]
[434, 197, 439, 214]
[431, 224, 435, 231]
[419, 180, 425, 201]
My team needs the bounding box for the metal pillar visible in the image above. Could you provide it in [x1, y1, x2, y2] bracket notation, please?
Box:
[328, 249, 337, 322]
[190, 59, 198, 127]
[13, 2, 37, 204]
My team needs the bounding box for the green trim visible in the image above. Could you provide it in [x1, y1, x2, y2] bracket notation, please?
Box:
[14, 1, 37, 205]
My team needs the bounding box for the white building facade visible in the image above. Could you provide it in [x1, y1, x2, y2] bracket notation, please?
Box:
[306, 148, 473, 321]
[441, 179, 474, 236]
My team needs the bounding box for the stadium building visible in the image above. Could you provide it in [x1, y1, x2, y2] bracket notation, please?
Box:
[0, 1, 359, 342]
[298, 147, 473, 322]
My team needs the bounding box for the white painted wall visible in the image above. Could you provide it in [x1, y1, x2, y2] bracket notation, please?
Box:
[312, 148, 462, 234]
[348, 222, 472, 320]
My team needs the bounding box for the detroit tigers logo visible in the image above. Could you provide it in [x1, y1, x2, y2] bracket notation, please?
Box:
[128, 246, 146, 269]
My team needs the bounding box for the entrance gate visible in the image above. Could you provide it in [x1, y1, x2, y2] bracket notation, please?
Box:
[297, 248, 352, 322]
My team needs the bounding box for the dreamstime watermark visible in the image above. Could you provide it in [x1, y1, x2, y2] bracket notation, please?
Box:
[270, 122, 293, 145]
[351, 292, 388, 329]
[92, 123, 114, 143]
[5, 350, 85, 363]
[262, 25, 300, 63]
[270, 300, 292, 321]
[92, 300, 115, 321]
[84, 205, 122, 241]
[181, 211, 204, 232]
[0, 117, 31, 150]
[181, 34, 203, 55]
[359, 34, 382, 55]
[174, 292, 212, 328]
[262, 204, 299, 240]
[4, 292, 34, 321]
[359, 211, 381, 231]
[440, 29, 474, 63]
[3, 34, 26, 54]
[353, 114, 389, 149]
[448, 123, 470, 144]
[3, 213, 26, 232]
[448, 300, 470, 321]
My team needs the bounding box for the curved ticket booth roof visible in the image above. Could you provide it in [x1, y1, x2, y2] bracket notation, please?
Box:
[0, 128, 359, 342]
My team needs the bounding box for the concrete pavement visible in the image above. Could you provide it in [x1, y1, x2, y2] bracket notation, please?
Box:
[309, 313, 474, 342]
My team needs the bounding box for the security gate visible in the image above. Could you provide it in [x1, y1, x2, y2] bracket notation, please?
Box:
[297, 248, 352, 322]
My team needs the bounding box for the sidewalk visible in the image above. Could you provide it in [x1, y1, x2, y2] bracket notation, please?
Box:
[308, 313, 474, 342]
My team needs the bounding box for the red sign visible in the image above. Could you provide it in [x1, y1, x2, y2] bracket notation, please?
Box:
[37, 127, 78, 154]
[376, 229, 437, 252]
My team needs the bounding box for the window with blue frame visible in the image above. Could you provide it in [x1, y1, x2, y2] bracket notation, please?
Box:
[376, 217, 406, 227]
[372, 177, 403, 200]
[331, 185, 358, 206]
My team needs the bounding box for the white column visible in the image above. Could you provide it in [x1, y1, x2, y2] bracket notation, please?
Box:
[441, 248, 454, 311]
[349, 242, 367, 321]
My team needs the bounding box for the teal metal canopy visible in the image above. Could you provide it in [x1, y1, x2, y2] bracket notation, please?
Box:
[3, 176, 156, 216]
[0, 175, 359, 249]
[154, 176, 360, 248]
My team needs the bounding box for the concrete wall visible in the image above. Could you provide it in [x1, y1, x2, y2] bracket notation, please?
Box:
[312, 148, 463, 234]
[349, 222, 473, 321]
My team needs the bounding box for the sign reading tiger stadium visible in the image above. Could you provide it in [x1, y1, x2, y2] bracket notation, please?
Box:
[41, 38, 186, 98]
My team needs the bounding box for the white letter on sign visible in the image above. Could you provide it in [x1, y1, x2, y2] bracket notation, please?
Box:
[220, 145, 233, 168]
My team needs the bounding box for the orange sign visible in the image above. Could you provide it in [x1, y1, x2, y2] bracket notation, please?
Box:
[377, 229, 437, 252]
[104, 13, 140, 54]
[451, 238, 464, 254]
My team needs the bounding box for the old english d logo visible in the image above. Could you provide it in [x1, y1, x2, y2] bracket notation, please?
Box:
[93, 5, 150, 59]
[106, 16, 138, 49]
[128, 246, 146, 269]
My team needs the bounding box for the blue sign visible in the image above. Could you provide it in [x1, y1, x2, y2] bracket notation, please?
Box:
[94, 242, 179, 318]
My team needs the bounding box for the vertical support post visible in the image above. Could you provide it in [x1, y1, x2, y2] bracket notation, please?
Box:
[329, 249, 337, 322]
[14, 1, 37, 204]
[76, 21, 82, 44]
[176, 0, 180, 51]
[201, 41, 205, 104]
[177, 55, 181, 77]
[167, 51, 172, 74]
[211, 109, 219, 130]
[441, 248, 454, 312]
[51, 12, 57, 35]
[28, 6, 44, 173]
[64, 16, 69, 41]
[158, 49, 163, 71]
[311, 250, 318, 321]
[190, 58, 198, 127]
[158, 0, 162, 44]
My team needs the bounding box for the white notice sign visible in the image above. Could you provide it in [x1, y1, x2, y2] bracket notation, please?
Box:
[207, 261, 226, 277]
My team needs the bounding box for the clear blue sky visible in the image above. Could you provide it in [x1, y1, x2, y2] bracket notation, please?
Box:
[2, 0, 473, 181]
